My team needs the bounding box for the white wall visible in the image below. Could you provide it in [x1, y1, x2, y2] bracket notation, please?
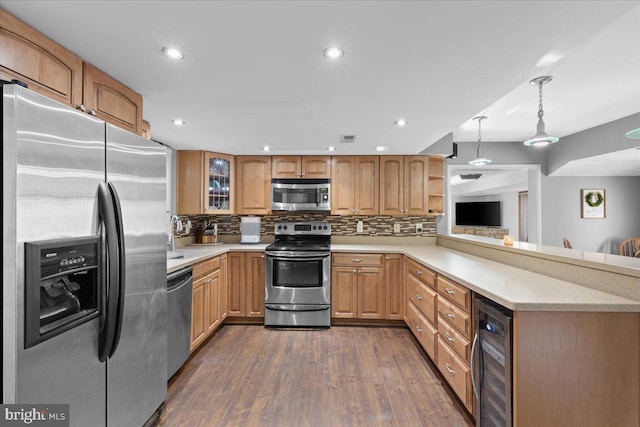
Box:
[541, 175, 640, 253]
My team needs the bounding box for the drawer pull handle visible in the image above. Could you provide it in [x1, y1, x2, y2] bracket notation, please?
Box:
[352, 259, 362, 262]
[415, 294, 423, 301]
[445, 364, 455, 375]
[445, 333, 455, 342]
[444, 311, 455, 319]
[415, 270, 422, 275]
[445, 288, 455, 295]
[353, 270, 357, 274]
[416, 326, 423, 333]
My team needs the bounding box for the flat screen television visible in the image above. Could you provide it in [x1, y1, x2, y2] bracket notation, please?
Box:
[455, 201, 501, 227]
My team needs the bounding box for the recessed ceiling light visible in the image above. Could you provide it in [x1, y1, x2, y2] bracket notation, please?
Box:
[376, 146, 387, 151]
[324, 47, 343, 60]
[395, 119, 407, 126]
[172, 119, 185, 126]
[162, 47, 184, 60]
[262, 146, 270, 152]
[328, 146, 336, 151]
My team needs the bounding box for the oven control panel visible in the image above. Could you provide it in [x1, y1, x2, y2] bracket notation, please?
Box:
[274, 222, 331, 235]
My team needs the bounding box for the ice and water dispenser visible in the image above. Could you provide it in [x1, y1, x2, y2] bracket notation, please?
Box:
[24, 236, 100, 348]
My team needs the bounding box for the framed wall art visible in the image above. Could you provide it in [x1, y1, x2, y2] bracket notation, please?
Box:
[581, 189, 606, 219]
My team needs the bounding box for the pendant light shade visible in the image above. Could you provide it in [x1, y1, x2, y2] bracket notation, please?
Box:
[524, 76, 559, 147]
[625, 128, 640, 139]
[469, 115, 492, 166]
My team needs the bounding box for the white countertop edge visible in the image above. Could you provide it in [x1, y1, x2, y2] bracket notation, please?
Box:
[167, 243, 640, 312]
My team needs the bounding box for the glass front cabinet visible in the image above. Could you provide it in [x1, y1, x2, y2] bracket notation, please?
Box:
[204, 152, 234, 214]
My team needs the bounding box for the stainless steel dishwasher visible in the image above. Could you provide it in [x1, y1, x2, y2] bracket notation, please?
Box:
[167, 267, 193, 379]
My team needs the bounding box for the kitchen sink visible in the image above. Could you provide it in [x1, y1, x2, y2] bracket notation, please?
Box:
[167, 251, 184, 259]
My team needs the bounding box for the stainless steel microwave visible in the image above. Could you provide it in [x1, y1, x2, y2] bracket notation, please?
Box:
[271, 179, 331, 211]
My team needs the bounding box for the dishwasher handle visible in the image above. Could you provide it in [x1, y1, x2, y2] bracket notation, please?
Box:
[168, 267, 193, 293]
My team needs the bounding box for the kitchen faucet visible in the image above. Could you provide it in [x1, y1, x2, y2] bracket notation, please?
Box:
[168, 215, 183, 252]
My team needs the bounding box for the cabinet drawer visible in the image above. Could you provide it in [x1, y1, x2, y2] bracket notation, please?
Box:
[332, 253, 384, 267]
[407, 273, 437, 324]
[193, 256, 220, 279]
[438, 314, 471, 363]
[437, 275, 471, 313]
[437, 336, 472, 411]
[405, 258, 435, 289]
[406, 301, 437, 361]
[438, 298, 472, 339]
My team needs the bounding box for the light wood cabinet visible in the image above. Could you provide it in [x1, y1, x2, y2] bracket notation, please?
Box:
[331, 156, 379, 215]
[177, 151, 235, 215]
[227, 252, 245, 317]
[384, 254, 404, 320]
[141, 120, 151, 140]
[190, 256, 225, 351]
[219, 254, 228, 321]
[0, 10, 146, 137]
[427, 156, 445, 215]
[83, 62, 143, 136]
[331, 253, 384, 319]
[245, 252, 265, 317]
[0, 9, 83, 107]
[236, 156, 271, 214]
[272, 155, 331, 179]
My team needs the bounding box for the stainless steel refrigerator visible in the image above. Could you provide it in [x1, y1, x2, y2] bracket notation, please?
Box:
[2, 84, 167, 427]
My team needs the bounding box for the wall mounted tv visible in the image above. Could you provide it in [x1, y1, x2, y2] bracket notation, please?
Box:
[455, 201, 501, 227]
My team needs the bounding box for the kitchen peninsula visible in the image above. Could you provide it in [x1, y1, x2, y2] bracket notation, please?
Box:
[169, 235, 640, 427]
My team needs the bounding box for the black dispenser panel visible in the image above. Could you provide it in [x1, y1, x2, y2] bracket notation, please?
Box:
[24, 236, 100, 348]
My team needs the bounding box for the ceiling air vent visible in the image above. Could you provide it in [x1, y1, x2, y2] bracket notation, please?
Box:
[340, 135, 357, 143]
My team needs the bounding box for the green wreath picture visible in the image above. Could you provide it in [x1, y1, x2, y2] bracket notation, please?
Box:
[584, 191, 604, 208]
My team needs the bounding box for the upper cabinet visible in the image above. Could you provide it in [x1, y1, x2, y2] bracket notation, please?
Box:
[0, 9, 144, 137]
[272, 156, 331, 179]
[0, 9, 82, 107]
[177, 151, 235, 215]
[83, 63, 143, 136]
[380, 155, 444, 216]
[236, 156, 271, 215]
[141, 120, 151, 140]
[331, 156, 379, 215]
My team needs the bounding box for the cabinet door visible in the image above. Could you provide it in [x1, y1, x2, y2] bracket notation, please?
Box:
[191, 276, 207, 351]
[354, 156, 379, 215]
[245, 253, 265, 317]
[272, 156, 301, 178]
[83, 62, 143, 136]
[177, 151, 204, 214]
[141, 120, 151, 140]
[204, 152, 234, 214]
[379, 156, 405, 216]
[357, 267, 385, 319]
[331, 156, 355, 215]
[236, 156, 271, 214]
[219, 255, 228, 321]
[301, 156, 331, 179]
[0, 9, 83, 107]
[404, 156, 429, 215]
[206, 270, 220, 333]
[227, 252, 245, 316]
[331, 267, 358, 318]
[384, 254, 404, 320]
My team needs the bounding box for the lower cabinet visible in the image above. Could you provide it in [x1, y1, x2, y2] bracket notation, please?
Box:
[384, 254, 404, 320]
[331, 253, 385, 319]
[226, 252, 265, 318]
[191, 256, 225, 351]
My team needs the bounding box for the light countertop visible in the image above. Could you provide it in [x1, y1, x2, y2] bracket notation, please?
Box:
[167, 243, 640, 313]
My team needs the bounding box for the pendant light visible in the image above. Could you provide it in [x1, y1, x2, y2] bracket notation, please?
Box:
[625, 128, 640, 139]
[469, 115, 492, 166]
[524, 76, 559, 147]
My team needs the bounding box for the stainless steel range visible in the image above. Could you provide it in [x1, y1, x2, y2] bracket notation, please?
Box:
[265, 221, 331, 327]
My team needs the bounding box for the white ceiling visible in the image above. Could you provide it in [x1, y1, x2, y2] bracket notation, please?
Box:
[2, 1, 639, 157]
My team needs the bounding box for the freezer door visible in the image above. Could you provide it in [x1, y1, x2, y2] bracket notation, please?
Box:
[105, 124, 167, 427]
[3, 85, 107, 427]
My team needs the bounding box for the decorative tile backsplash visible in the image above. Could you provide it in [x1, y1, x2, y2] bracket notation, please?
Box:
[451, 226, 509, 239]
[174, 213, 439, 238]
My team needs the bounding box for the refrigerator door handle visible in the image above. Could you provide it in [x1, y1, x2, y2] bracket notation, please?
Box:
[107, 182, 126, 358]
[97, 182, 121, 362]
[470, 332, 479, 401]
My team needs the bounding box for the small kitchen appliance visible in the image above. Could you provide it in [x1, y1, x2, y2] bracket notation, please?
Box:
[240, 216, 261, 244]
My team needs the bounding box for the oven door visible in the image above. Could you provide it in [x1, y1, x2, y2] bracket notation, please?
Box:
[265, 251, 330, 305]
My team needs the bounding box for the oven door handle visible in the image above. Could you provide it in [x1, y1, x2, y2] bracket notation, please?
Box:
[266, 304, 330, 312]
[266, 251, 330, 259]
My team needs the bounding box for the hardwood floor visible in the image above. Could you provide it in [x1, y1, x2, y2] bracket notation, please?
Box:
[159, 325, 474, 427]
